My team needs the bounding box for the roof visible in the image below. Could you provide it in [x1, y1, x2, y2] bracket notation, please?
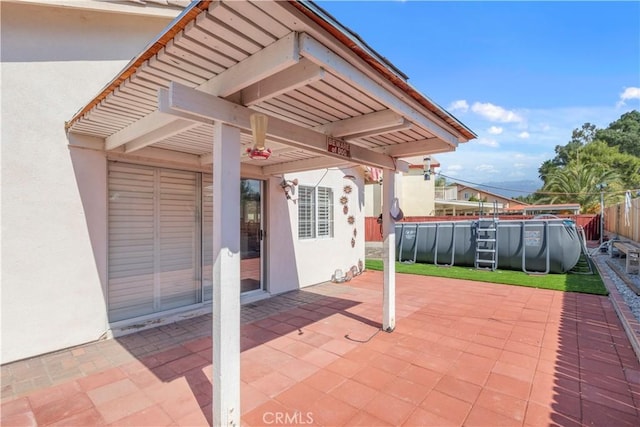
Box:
[10, 0, 188, 17]
[66, 0, 476, 175]
[453, 183, 526, 205]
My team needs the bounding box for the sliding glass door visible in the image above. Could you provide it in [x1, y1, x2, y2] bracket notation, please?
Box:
[240, 179, 263, 293]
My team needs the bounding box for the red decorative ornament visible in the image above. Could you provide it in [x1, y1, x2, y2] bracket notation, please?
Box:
[247, 147, 272, 160]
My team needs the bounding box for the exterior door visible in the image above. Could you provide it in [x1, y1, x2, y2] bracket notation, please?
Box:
[108, 163, 200, 322]
[108, 164, 263, 323]
[240, 179, 262, 293]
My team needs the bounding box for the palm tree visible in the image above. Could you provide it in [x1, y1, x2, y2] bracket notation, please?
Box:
[538, 165, 623, 213]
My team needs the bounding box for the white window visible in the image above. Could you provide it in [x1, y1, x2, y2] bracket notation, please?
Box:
[298, 186, 334, 239]
[316, 187, 334, 238]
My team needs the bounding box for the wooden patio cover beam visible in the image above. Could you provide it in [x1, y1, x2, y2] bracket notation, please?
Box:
[160, 81, 409, 172]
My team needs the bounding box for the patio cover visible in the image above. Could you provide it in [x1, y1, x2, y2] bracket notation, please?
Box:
[65, 1, 475, 424]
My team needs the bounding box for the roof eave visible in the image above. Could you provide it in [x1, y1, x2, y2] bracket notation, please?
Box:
[65, 0, 211, 131]
[66, 0, 476, 143]
[290, 0, 476, 141]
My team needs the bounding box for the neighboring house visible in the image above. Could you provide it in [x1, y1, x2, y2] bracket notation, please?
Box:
[434, 183, 526, 215]
[1, 0, 474, 377]
[364, 156, 440, 217]
[456, 184, 523, 207]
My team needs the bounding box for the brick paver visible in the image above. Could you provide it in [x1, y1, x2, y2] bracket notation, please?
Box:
[2, 270, 640, 426]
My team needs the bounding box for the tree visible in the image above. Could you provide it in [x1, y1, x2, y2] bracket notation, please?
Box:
[434, 176, 447, 187]
[572, 140, 640, 189]
[514, 193, 540, 204]
[538, 112, 640, 190]
[596, 110, 640, 157]
[537, 164, 623, 213]
[538, 123, 597, 180]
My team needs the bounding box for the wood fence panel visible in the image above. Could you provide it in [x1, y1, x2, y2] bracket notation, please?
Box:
[365, 214, 601, 242]
[604, 198, 639, 243]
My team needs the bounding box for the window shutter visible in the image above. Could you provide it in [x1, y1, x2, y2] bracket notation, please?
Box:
[158, 169, 199, 310]
[202, 173, 213, 301]
[317, 187, 334, 237]
[108, 163, 156, 322]
[108, 163, 201, 322]
[298, 186, 315, 239]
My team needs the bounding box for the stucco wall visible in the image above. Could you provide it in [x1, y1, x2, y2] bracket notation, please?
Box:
[1, 2, 178, 363]
[365, 169, 435, 217]
[364, 184, 382, 217]
[1, 1, 368, 363]
[400, 169, 436, 216]
[267, 168, 366, 295]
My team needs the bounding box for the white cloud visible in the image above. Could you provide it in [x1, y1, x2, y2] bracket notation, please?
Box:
[448, 100, 469, 113]
[471, 102, 523, 123]
[488, 126, 503, 135]
[436, 105, 624, 184]
[476, 138, 499, 147]
[518, 131, 530, 139]
[443, 164, 462, 176]
[618, 87, 640, 107]
[475, 164, 498, 173]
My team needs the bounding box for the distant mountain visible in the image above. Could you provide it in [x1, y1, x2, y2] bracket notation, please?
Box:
[476, 180, 542, 199]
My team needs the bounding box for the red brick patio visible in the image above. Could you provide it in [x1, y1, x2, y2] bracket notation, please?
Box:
[2, 270, 640, 426]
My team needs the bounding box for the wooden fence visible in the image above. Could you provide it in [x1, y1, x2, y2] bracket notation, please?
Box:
[604, 197, 640, 243]
[365, 214, 601, 242]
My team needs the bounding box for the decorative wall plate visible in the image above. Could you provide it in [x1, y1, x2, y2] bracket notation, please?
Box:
[343, 185, 353, 194]
[347, 215, 355, 224]
[340, 196, 349, 205]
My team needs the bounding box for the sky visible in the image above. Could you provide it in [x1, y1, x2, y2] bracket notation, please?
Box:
[316, 0, 640, 190]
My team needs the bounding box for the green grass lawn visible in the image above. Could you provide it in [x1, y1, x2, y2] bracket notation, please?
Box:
[365, 259, 608, 295]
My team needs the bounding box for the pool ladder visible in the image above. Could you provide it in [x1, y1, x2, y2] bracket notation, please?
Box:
[475, 201, 498, 271]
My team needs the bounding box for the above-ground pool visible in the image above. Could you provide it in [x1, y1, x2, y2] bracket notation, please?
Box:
[396, 218, 583, 274]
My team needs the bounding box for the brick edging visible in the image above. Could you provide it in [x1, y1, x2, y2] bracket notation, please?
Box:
[593, 256, 640, 363]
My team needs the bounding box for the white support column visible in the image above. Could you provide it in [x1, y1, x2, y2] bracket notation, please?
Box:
[382, 169, 396, 332]
[212, 122, 241, 426]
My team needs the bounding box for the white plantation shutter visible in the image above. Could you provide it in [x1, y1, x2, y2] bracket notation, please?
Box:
[298, 186, 315, 239]
[108, 163, 203, 322]
[202, 173, 213, 301]
[317, 187, 333, 238]
[298, 186, 334, 240]
[108, 163, 156, 322]
[158, 169, 199, 310]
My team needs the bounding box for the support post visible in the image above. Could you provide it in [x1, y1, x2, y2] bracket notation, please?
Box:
[212, 122, 241, 426]
[382, 169, 396, 332]
[600, 189, 605, 246]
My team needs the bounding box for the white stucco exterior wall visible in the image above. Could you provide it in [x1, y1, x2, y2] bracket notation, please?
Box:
[399, 169, 436, 216]
[365, 169, 435, 218]
[364, 184, 382, 217]
[267, 168, 366, 295]
[1, 1, 370, 363]
[1, 2, 179, 363]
